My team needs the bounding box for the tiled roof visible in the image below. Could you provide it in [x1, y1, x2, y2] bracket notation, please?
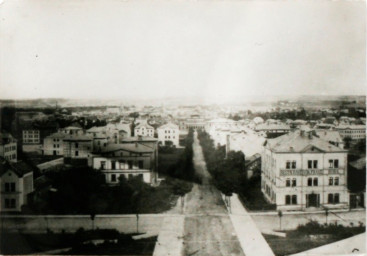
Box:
[121, 136, 158, 143]
[255, 123, 291, 131]
[63, 134, 93, 141]
[315, 130, 343, 143]
[46, 132, 66, 139]
[135, 123, 154, 129]
[0, 132, 16, 145]
[266, 130, 347, 153]
[157, 123, 179, 130]
[100, 143, 154, 153]
[0, 159, 33, 177]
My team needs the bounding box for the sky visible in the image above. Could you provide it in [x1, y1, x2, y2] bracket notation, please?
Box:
[0, 0, 365, 103]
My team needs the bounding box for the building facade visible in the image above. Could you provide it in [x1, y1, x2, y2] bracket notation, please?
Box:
[43, 132, 66, 156]
[336, 125, 366, 141]
[134, 122, 154, 138]
[0, 160, 34, 212]
[92, 143, 157, 185]
[157, 123, 180, 147]
[261, 130, 349, 211]
[63, 135, 93, 164]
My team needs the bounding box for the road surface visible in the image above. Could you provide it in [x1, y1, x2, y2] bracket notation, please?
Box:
[182, 131, 245, 256]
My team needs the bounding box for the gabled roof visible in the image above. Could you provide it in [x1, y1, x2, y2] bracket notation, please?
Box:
[87, 126, 106, 133]
[207, 118, 236, 123]
[0, 159, 33, 177]
[266, 130, 347, 153]
[0, 132, 16, 145]
[157, 122, 179, 130]
[46, 132, 66, 139]
[100, 143, 154, 154]
[121, 136, 158, 143]
[315, 130, 343, 143]
[336, 125, 366, 130]
[135, 123, 154, 129]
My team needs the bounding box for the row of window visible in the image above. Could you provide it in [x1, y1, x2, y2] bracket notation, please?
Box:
[285, 177, 339, 187]
[53, 144, 60, 148]
[4, 146, 16, 152]
[165, 136, 175, 139]
[4, 154, 16, 161]
[53, 139, 61, 142]
[109, 173, 143, 182]
[285, 159, 339, 169]
[285, 193, 340, 205]
[101, 160, 144, 170]
[164, 130, 176, 133]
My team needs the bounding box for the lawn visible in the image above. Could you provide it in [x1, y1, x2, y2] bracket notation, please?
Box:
[0, 229, 157, 255]
[264, 221, 365, 256]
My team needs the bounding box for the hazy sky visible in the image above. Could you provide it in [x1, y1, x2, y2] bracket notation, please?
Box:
[0, 0, 365, 103]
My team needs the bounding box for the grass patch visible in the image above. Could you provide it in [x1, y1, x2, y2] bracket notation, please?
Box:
[264, 220, 365, 256]
[0, 229, 157, 255]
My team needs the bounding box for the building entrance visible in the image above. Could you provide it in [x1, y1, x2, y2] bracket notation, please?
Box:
[306, 193, 320, 208]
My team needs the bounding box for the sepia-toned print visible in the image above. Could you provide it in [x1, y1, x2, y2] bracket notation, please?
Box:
[0, 0, 365, 255]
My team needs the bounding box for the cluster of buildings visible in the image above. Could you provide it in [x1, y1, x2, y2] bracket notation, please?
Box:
[203, 116, 366, 211]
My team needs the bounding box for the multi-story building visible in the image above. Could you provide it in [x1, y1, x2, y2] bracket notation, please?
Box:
[134, 122, 154, 138]
[261, 129, 349, 211]
[205, 118, 237, 133]
[63, 134, 93, 164]
[157, 123, 180, 147]
[42, 132, 66, 156]
[0, 132, 17, 162]
[0, 159, 34, 212]
[335, 125, 366, 141]
[92, 143, 157, 185]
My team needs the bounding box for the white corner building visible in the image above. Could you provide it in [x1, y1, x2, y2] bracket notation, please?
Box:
[262, 129, 349, 211]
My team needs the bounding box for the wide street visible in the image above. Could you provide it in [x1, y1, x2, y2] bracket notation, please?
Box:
[182, 131, 245, 256]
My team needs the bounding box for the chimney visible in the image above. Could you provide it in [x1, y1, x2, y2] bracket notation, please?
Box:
[300, 130, 305, 136]
[135, 142, 138, 148]
[308, 131, 313, 139]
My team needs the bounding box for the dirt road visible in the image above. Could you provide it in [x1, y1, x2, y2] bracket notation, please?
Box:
[183, 131, 245, 256]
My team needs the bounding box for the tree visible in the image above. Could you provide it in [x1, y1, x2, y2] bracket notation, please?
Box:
[343, 136, 352, 149]
[171, 179, 192, 213]
[278, 210, 283, 231]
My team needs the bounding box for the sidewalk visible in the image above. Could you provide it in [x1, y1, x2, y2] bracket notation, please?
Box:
[152, 215, 185, 256]
[228, 193, 275, 256]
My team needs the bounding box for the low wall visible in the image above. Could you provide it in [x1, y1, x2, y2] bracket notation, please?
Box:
[1, 214, 166, 234]
[37, 158, 64, 171]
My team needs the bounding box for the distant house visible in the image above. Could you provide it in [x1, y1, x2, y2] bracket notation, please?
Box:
[63, 134, 93, 165]
[0, 132, 17, 162]
[157, 123, 180, 147]
[0, 159, 34, 212]
[134, 122, 154, 138]
[92, 143, 157, 185]
[335, 125, 366, 141]
[262, 129, 349, 211]
[255, 123, 291, 138]
[58, 126, 84, 135]
[43, 132, 66, 156]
